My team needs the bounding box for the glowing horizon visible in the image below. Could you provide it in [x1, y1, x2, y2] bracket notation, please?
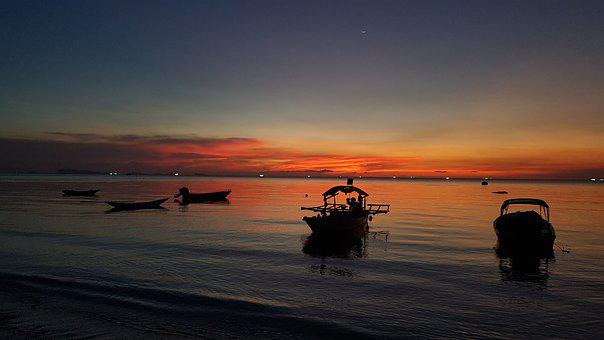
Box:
[0, 132, 602, 179]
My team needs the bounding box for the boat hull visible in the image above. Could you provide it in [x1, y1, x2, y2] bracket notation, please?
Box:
[106, 197, 169, 211]
[493, 211, 555, 253]
[303, 214, 368, 238]
[183, 190, 231, 203]
[63, 189, 99, 197]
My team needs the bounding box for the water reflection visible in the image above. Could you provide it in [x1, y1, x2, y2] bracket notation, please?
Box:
[496, 243, 554, 285]
[175, 199, 230, 209]
[302, 232, 368, 259]
[174, 198, 230, 206]
[309, 263, 354, 277]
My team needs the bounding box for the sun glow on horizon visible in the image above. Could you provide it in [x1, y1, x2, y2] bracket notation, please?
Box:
[0, 132, 602, 179]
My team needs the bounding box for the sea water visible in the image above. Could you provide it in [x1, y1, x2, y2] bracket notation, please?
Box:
[0, 176, 602, 338]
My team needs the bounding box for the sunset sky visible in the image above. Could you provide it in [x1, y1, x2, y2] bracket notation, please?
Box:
[1, 1, 603, 178]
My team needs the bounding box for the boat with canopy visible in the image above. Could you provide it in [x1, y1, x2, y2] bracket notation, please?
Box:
[493, 198, 556, 252]
[301, 179, 389, 236]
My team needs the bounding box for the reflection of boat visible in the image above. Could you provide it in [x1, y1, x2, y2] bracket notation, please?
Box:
[301, 179, 389, 237]
[105, 197, 169, 211]
[174, 187, 230, 204]
[63, 189, 99, 197]
[493, 198, 555, 252]
[302, 233, 367, 259]
[495, 219, 555, 285]
[497, 256, 552, 285]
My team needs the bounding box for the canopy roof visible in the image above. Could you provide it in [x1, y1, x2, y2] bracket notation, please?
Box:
[322, 185, 369, 198]
[501, 198, 549, 210]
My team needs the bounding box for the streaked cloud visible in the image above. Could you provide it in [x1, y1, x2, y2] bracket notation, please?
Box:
[1, 133, 602, 179]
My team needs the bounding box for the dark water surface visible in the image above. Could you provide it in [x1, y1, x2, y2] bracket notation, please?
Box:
[0, 176, 602, 338]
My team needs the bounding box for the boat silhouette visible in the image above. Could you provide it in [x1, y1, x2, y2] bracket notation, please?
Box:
[301, 179, 389, 237]
[174, 187, 230, 205]
[63, 189, 99, 197]
[105, 197, 169, 211]
[493, 198, 556, 253]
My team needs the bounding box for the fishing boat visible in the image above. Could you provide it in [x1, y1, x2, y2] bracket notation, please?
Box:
[301, 179, 389, 237]
[493, 198, 555, 251]
[63, 189, 99, 197]
[174, 187, 230, 204]
[105, 197, 169, 211]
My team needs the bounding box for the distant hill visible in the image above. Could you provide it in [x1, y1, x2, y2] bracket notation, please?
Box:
[125, 172, 148, 176]
[55, 169, 104, 175]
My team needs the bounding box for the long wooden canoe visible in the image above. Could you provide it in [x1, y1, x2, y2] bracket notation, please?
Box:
[105, 197, 169, 211]
[63, 189, 99, 197]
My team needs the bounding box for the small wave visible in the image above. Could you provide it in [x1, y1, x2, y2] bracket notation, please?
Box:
[0, 229, 295, 261]
[0, 272, 376, 338]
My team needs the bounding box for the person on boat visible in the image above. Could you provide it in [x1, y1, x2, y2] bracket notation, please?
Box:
[348, 197, 363, 214]
[348, 197, 356, 209]
[175, 187, 191, 199]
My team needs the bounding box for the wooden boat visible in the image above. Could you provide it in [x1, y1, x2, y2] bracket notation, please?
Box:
[63, 189, 99, 197]
[301, 179, 389, 237]
[105, 197, 169, 211]
[174, 187, 230, 204]
[493, 198, 555, 252]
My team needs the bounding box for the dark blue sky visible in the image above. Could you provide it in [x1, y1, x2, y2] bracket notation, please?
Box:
[1, 0, 603, 177]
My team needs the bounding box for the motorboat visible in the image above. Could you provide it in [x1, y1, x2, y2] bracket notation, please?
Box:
[493, 198, 555, 252]
[174, 187, 230, 204]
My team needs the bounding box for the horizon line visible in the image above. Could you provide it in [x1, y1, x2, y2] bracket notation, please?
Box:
[1, 172, 602, 182]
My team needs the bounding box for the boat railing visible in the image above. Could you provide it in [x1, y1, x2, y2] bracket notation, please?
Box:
[366, 203, 390, 214]
[302, 203, 390, 215]
[301, 203, 348, 212]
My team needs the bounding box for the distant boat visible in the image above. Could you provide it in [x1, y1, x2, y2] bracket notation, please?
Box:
[482, 181, 489, 186]
[174, 187, 230, 204]
[63, 189, 99, 197]
[301, 179, 389, 237]
[493, 198, 555, 252]
[105, 197, 169, 211]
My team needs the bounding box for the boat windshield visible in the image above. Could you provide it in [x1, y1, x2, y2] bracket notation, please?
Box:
[501, 198, 550, 221]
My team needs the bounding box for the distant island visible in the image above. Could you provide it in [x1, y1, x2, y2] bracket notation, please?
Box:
[55, 169, 105, 175]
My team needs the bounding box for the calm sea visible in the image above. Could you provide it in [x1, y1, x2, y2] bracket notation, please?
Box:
[0, 176, 602, 338]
